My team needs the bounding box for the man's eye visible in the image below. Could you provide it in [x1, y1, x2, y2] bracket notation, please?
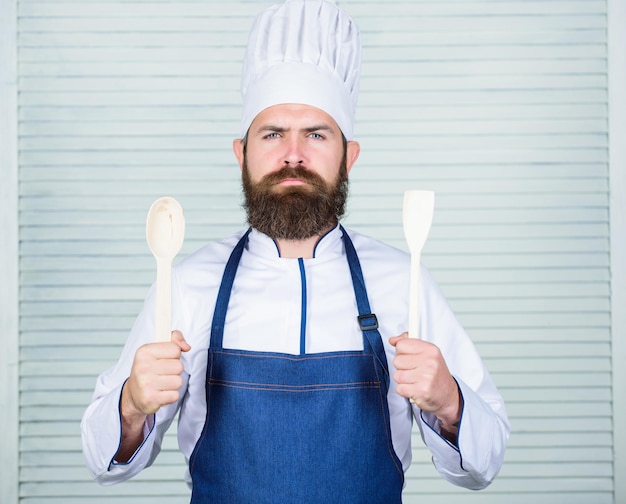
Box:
[264, 132, 281, 139]
[309, 133, 324, 140]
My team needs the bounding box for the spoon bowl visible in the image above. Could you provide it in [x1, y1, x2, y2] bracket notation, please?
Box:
[146, 197, 185, 259]
[146, 197, 185, 342]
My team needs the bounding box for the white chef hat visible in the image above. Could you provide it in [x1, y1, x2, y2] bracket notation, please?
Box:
[239, 0, 361, 140]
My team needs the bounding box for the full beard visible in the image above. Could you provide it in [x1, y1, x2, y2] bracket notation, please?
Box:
[242, 157, 349, 241]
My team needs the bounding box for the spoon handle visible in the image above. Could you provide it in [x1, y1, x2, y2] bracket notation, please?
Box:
[408, 254, 421, 339]
[155, 256, 173, 342]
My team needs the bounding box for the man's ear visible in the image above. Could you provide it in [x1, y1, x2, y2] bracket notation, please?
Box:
[233, 138, 245, 172]
[345, 141, 360, 175]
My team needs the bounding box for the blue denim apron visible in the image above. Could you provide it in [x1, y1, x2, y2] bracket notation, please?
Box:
[189, 227, 404, 503]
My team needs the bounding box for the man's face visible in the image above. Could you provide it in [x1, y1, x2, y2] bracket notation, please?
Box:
[233, 104, 360, 240]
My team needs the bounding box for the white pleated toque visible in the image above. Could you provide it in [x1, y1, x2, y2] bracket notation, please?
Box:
[239, 0, 362, 140]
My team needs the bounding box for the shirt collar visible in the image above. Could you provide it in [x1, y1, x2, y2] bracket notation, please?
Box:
[246, 225, 344, 259]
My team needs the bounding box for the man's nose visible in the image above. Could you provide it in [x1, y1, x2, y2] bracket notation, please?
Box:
[283, 137, 304, 166]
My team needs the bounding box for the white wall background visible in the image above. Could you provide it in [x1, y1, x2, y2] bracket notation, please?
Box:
[1, 0, 625, 503]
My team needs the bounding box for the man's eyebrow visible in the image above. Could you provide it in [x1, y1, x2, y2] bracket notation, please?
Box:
[255, 124, 335, 135]
[259, 123, 332, 133]
[302, 124, 334, 134]
[257, 125, 288, 134]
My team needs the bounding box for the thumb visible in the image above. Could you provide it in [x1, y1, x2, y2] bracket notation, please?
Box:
[171, 330, 191, 352]
[389, 332, 409, 347]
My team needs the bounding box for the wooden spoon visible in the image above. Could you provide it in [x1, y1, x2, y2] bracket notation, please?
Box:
[402, 190, 435, 340]
[146, 197, 185, 342]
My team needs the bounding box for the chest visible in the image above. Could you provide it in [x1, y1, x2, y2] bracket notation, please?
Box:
[223, 256, 363, 354]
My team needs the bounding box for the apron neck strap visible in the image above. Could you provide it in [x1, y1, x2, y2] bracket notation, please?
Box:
[210, 226, 390, 380]
[340, 226, 390, 378]
[210, 228, 251, 348]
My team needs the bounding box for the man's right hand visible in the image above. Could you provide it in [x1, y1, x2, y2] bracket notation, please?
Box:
[115, 330, 191, 462]
[123, 330, 191, 416]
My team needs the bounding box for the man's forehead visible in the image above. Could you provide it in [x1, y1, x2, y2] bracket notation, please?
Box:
[250, 104, 342, 133]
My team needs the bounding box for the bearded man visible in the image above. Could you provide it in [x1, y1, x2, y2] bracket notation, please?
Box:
[81, 1, 509, 502]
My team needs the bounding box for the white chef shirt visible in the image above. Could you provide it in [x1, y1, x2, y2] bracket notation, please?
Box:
[81, 226, 510, 491]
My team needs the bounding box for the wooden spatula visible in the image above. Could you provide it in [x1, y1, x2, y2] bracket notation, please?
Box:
[402, 190, 435, 340]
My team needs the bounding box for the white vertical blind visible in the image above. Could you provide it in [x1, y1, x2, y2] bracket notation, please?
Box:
[608, 0, 626, 502]
[17, 1, 612, 503]
[1, 0, 20, 503]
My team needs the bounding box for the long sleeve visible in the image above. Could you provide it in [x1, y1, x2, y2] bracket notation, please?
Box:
[80, 288, 187, 485]
[416, 378, 509, 489]
[414, 266, 510, 489]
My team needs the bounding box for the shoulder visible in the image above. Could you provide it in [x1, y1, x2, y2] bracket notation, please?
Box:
[342, 227, 409, 269]
[173, 229, 247, 282]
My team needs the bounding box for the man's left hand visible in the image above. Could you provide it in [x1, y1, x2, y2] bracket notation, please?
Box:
[390, 332, 461, 430]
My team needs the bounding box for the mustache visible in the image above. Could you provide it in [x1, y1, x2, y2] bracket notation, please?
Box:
[260, 166, 326, 187]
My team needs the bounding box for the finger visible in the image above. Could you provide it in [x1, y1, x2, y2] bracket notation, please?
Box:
[132, 351, 184, 383]
[393, 368, 420, 387]
[156, 389, 182, 407]
[131, 367, 184, 404]
[151, 358, 185, 377]
[138, 388, 181, 414]
[394, 383, 418, 402]
[134, 345, 180, 365]
[393, 353, 422, 371]
[389, 332, 409, 346]
[171, 330, 192, 352]
[152, 373, 184, 392]
[393, 337, 430, 358]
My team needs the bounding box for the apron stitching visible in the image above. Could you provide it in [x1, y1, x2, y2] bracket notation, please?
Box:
[209, 379, 379, 387]
[372, 353, 405, 478]
[189, 353, 214, 476]
[206, 384, 381, 392]
[215, 350, 368, 361]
